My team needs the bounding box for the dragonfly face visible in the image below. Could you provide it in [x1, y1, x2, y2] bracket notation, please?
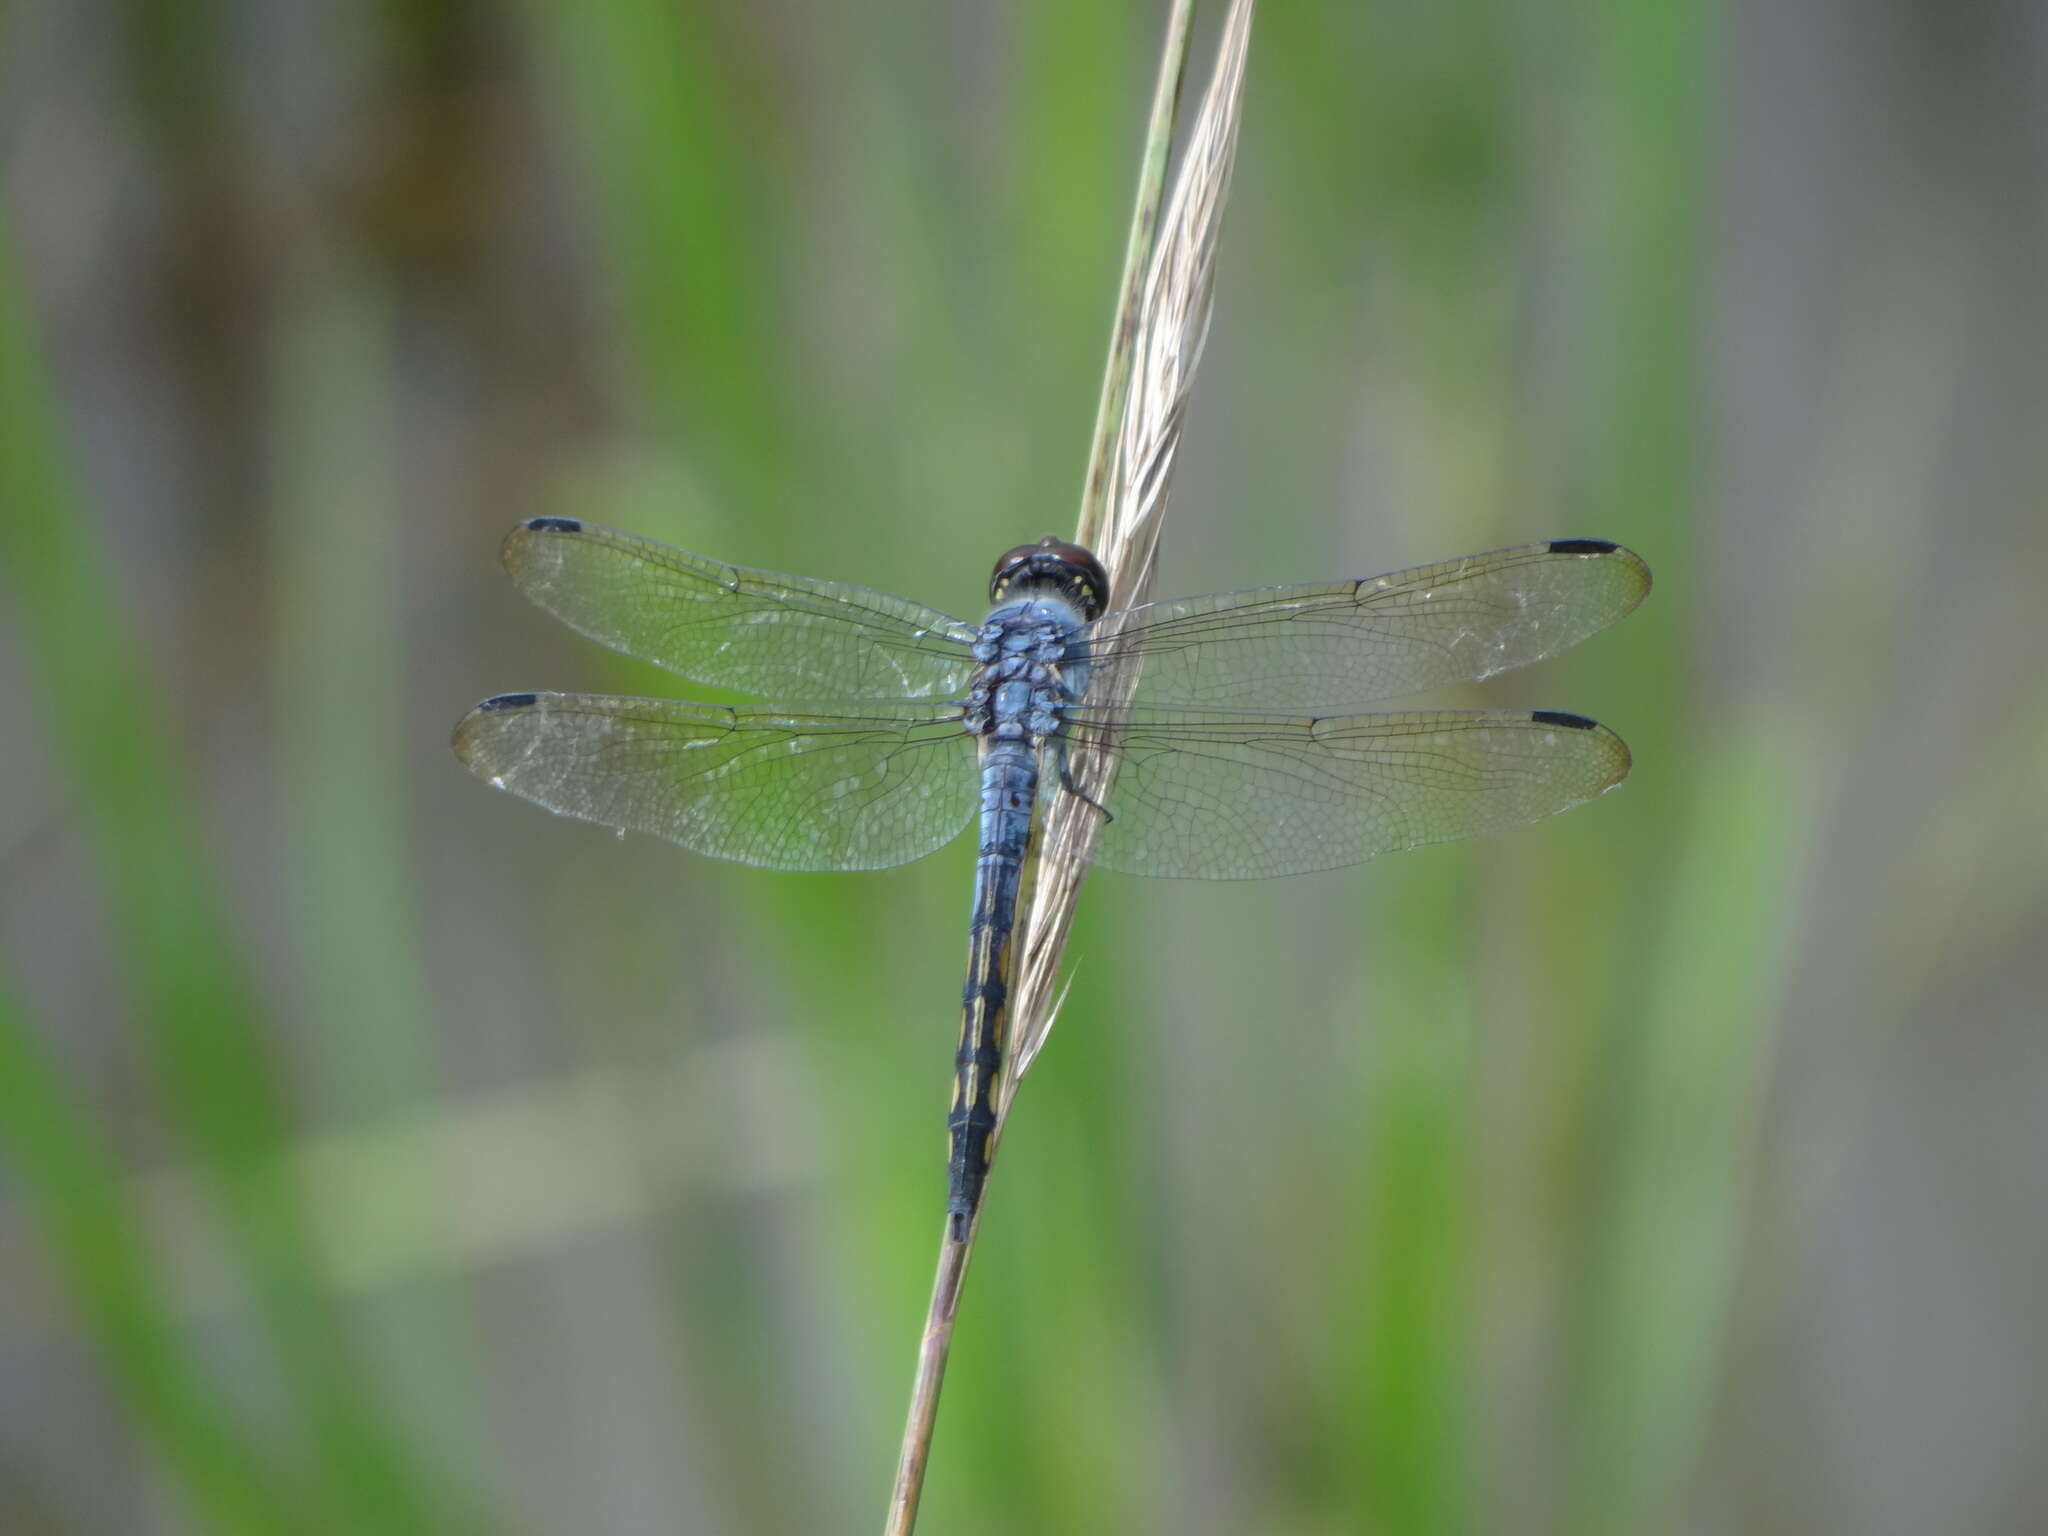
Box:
[987, 536, 1111, 621]
[453, 517, 1650, 1235]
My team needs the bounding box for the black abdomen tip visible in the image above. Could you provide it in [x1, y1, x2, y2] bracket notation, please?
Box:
[478, 692, 539, 712]
[524, 517, 582, 534]
[1532, 709, 1598, 731]
[1549, 538, 1618, 555]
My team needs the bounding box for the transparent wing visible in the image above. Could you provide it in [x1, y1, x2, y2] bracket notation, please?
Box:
[500, 519, 980, 700]
[1058, 705, 1631, 879]
[1084, 540, 1651, 713]
[452, 692, 975, 872]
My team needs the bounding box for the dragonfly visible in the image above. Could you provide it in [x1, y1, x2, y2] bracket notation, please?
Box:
[454, 518, 1650, 1238]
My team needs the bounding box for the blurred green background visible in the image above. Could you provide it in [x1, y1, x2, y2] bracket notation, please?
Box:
[3, 1, 2045, 1532]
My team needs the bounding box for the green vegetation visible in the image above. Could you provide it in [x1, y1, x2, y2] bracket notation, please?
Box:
[2, 2, 2042, 1533]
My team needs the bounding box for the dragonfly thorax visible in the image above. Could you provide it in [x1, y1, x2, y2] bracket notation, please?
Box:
[962, 603, 1088, 743]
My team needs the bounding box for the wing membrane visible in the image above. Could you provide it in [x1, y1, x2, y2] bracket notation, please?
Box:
[1058, 705, 1630, 879]
[453, 692, 975, 871]
[501, 519, 979, 700]
[1087, 540, 1650, 713]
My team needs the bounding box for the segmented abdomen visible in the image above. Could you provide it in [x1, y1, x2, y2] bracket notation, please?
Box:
[946, 741, 1038, 1240]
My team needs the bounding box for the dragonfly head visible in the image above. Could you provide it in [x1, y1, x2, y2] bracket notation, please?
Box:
[989, 537, 1110, 621]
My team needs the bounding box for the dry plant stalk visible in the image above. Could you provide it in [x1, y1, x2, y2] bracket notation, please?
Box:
[1008, 0, 1254, 1089]
[884, 4, 1257, 1532]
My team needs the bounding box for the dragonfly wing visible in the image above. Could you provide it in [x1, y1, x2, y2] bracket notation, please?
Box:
[1057, 706, 1631, 879]
[500, 519, 980, 700]
[1087, 540, 1650, 713]
[453, 693, 976, 872]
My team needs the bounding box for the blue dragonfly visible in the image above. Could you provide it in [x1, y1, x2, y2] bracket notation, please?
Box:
[454, 518, 1650, 1237]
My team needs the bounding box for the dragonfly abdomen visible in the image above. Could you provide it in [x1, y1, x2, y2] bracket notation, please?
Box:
[947, 739, 1040, 1241]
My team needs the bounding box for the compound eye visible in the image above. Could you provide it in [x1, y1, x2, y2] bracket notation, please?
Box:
[987, 536, 1112, 618]
[989, 543, 1046, 594]
[1052, 544, 1110, 619]
[1031, 539, 1108, 618]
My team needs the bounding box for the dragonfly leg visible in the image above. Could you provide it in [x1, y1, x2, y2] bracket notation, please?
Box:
[1053, 741, 1114, 824]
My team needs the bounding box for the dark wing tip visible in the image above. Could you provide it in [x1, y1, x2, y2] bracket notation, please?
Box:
[523, 517, 582, 534]
[1548, 537, 1654, 609]
[1533, 710, 1632, 794]
[452, 693, 547, 767]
